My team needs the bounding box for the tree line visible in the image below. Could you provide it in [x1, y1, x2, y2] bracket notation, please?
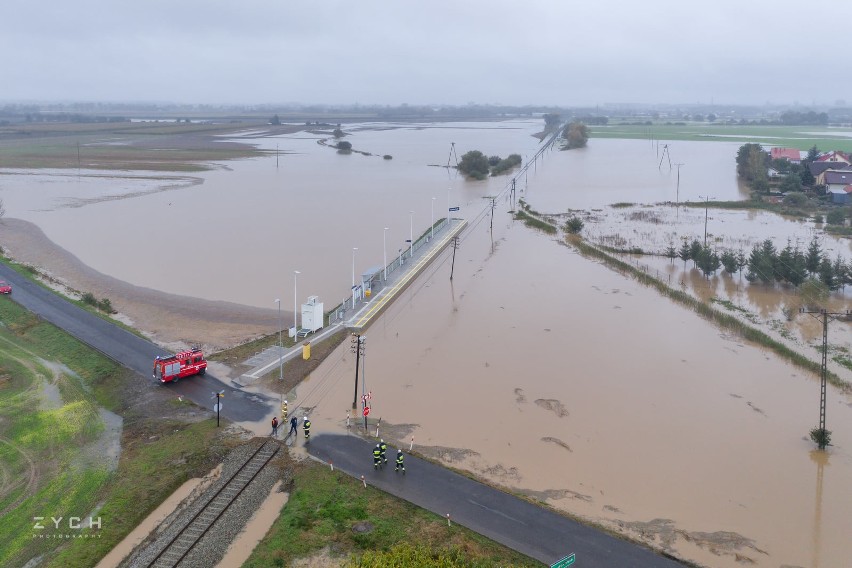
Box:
[666, 236, 850, 290]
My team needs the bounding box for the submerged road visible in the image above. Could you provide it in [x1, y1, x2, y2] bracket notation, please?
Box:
[310, 434, 685, 568]
[0, 262, 273, 422]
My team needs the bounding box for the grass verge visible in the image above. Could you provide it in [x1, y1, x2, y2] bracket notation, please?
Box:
[243, 460, 540, 567]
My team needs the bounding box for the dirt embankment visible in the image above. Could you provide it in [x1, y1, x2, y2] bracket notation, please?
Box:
[0, 217, 277, 351]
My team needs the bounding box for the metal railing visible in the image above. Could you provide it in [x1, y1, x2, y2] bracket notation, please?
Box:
[328, 218, 450, 324]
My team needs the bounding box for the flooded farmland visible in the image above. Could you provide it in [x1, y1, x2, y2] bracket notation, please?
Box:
[2, 120, 852, 567]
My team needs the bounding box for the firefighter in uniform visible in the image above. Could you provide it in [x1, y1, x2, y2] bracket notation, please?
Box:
[379, 439, 388, 465]
[303, 416, 311, 441]
[373, 444, 382, 469]
[395, 449, 405, 474]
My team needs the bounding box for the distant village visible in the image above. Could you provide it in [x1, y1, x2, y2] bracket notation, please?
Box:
[768, 147, 852, 203]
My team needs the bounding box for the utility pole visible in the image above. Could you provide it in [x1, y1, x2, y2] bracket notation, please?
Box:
[350, 334, 365, 410]
[674, 163, 684, 206]
[698, 195, 714, 247]
[276, 144, 279, 169]
[659, 144, 671, 170]
[450, 236, 460, 280]
[447, 142, 458, 168]
[800, 309, 847, 449]
[212, 391, 224, 427]
[484, 196, 497, 232]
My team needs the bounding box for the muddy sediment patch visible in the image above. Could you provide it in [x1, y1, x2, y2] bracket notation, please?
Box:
[521, 487, 592, 503]
[534, 398, 569, 418]
[541, 436, 572, 452]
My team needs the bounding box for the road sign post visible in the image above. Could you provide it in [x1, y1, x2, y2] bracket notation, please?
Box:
[551, 553, 575, 568]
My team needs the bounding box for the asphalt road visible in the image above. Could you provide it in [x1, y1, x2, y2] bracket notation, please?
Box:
[309, 434, 686, 568]
[0, 262, 273, 422]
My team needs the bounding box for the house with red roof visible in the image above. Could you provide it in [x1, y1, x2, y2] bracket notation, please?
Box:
[816, 151, 850, 164]
[770, 147, 802, 163]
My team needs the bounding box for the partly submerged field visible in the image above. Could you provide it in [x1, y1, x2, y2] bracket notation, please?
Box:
[592, 122, 852, 153]
[0, 121, 303, 171]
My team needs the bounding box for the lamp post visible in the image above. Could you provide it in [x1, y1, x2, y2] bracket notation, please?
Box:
[274, 299, 282, 381]
[352, 247, 358, 310]
[448, 186, 451, 226]
[409, 211, 414, 258]
[383, 227, 389, 281]
[294, 271, 300, 340]
[431, 197, 436, 240]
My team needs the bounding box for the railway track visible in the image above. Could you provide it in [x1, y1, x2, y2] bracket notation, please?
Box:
[144, 440, 279, 568]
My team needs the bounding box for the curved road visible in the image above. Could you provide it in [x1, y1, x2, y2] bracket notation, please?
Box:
[310, 434, 686, 568]
[0, 262, 273, 422]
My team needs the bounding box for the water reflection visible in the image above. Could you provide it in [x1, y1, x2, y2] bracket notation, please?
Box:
[809, 449, 829, 568]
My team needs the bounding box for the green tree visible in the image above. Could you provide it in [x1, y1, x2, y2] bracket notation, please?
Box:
[688, 239, 702, 267]
[543, 113, 561, 131]
[826, 208, 846, 225]
[488, 155, 501, 167]
[563, 122, 589, 149]
[819, 256, 839, 290]
[678, 241, 691, 268]
[783, 192, 807, 205]
[665, 243, 678, 264]
[720, 250, 739, 274]
[565, 217, 584, 234]
[736, 250, 747, 275]
[779, 174, 803, 193]
[746, 240, 776, 283]
[736, 143, 770, 188]
[336, 141, 352, 152]
[799, 277, 829, 310]
[457, 150, 490, 180]
[805, 237, 823, 274]
[695, 245, 721, 277]
[832, 254, 848, 290]
[333, 128, 344, 138]
[807, 145, 820, 161]
[270, 114, 281, 125]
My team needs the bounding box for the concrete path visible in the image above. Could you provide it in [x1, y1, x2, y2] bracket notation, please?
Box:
[309, 434, 685, 568]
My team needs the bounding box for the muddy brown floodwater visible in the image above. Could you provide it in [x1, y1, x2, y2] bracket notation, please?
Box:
[297, 218, 852, 567]
[3, 121, 852, 566]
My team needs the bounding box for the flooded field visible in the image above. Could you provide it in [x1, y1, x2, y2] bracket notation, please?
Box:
[3, 119, 852, 566]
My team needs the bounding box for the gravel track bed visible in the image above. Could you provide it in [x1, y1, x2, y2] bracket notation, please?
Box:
[121, 438, 287, 568]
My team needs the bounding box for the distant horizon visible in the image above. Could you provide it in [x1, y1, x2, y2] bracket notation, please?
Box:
[1, 99, 848, 112]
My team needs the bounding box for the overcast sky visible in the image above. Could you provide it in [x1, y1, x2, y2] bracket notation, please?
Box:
[6, 0, 851, 107]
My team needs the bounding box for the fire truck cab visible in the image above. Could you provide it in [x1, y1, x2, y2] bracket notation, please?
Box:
[153, 348, 207, 383]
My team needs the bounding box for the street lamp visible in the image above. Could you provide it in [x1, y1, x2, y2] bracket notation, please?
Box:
[352, 247, 358, 310]
[383, 227, 389, 281]
[294, 271, 300, 341]
[431, 197, 436, 240]
[409, 211, 414, 258]
[274, 299, 282, 380]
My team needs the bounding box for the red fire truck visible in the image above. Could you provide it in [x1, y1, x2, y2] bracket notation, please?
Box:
[153, 348, 207, 383]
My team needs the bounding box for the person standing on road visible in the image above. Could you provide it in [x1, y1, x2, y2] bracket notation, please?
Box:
[303, 416, 311, 441]
[289, 416, 298, 437]
[395, 449, 405, 474]
[373, 443, 382, 470]
[271, 416, 279, 437]
[379, 439, 388, 465]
